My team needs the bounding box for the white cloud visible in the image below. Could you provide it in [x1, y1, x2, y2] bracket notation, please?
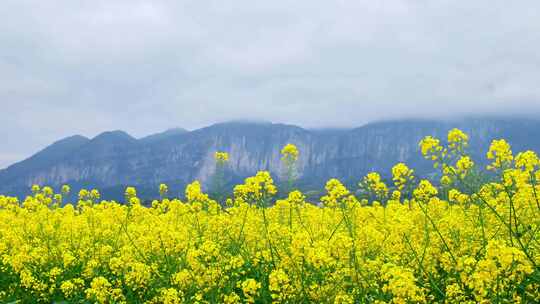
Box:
[1, 0, 540, 168]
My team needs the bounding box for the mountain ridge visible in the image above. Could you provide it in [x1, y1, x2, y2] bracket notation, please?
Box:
[1, 117, 539, 200]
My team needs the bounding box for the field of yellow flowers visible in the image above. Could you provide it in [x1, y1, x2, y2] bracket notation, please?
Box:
[0, 129, 539, 303]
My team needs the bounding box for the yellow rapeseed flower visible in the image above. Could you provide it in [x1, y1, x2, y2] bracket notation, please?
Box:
[215, 151, 229, 163]
[281, 143, 299, 162]
[487, 139, 513, 170]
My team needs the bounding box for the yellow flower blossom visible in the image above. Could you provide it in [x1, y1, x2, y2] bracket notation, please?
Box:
[419, 136, 444, 162]
[269, 269, 293, 301]
[125, 186, 137, 202]
[487, 139, 513, 170]
[515, 150, 539, 172]
[456, 155, 474, 178]
[447, 128, 469, 152]
[281, 143, 299, 162]
[362, 172, 389, 199]
[85, 276, 113, 303]
[413, 180, 438, 201]
[159, 183, 169, 198]
[241, 278, 261, 303]
[392, 163, 414, 190]
[215, 151, 229, 163]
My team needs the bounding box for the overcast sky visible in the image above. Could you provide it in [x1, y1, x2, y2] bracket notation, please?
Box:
[1, 1, 540, 168]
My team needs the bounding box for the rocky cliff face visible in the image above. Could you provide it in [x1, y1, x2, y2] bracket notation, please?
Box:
[1, 118, 539, 200]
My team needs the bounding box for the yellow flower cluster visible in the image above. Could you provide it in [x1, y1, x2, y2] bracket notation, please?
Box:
[487, 139, 513, 170]
[515, 150, 539, 172]
[419, 136, 443, 162]
[362, 172, 389, 200]
[412, 179, 438, 201]
[233, 171, 277, 205]
[455, 155, 474, 178]
[78, 188, 100, 202]
[381, 263, 425, 303]
[184, 181, 220, 212]
[241, 279, 261, 303]
[391, 163, 414, 191]
[268, 269, 292, 302]
[0, 129, 539, 303]
[159, 183, 169, 198]
[447, 128, 469, 152]
[125, 186, 137, 200]
[281, 143, 299, 162]
[321, 178, 356, 208]
[215, 151, 230, 163]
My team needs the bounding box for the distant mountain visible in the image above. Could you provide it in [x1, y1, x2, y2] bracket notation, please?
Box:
[1, 117, 539, 201]
[139, 128, 188, 143]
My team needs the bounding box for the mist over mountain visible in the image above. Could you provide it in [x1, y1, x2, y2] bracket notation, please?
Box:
[1, 117, 539, 201]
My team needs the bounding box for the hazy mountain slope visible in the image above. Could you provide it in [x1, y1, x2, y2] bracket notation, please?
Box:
[0, 117, 538, 200]
[0, 135, 90, 193]
[139, 128, 188, 143]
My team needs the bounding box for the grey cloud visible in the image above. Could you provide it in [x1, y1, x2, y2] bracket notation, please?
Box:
[1, 0, 540, 168]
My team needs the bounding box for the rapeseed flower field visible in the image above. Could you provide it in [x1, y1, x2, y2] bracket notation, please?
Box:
[0, 129, 539, 303]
